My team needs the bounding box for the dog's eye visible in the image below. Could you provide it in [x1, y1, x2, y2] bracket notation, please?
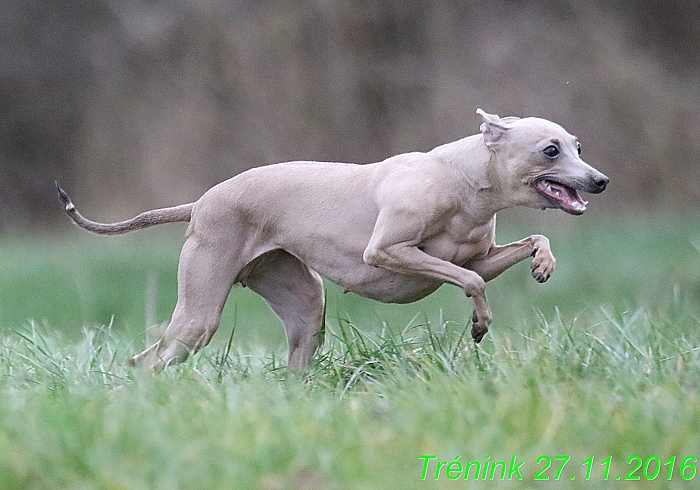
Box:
[542, 145, 559, 158]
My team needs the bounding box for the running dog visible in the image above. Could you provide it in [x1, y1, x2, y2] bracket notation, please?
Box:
[57, 109, 608, 372]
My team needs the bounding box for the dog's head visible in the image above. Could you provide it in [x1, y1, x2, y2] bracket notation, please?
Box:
[477, 109, 608, 215]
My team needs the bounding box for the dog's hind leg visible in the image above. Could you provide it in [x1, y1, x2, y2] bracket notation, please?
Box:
[242, 250, 325, 371]
[130, 233, 240, 372]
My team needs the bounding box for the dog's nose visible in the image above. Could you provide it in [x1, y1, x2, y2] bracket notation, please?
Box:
[592, 173, 609, 192]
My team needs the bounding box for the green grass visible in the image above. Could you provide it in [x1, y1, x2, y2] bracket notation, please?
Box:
[0, 212, 699, 488]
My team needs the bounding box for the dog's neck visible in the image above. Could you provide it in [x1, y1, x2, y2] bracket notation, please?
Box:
[430, 135, 520, 220]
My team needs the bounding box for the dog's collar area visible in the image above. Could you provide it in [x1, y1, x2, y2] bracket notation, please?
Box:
[534, 178, 588, 215]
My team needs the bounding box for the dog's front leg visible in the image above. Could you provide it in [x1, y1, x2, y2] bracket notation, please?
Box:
[363, 241, 493, 341]
[468, 235, 555, 284]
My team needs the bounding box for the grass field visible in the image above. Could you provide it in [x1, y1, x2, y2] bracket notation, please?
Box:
[0, 212, 699, 489]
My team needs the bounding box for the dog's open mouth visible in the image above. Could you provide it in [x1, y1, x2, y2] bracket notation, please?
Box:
[534, 179, 588, 215]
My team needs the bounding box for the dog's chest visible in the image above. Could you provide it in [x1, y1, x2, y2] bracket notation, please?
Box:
[420, 215, 494, 265]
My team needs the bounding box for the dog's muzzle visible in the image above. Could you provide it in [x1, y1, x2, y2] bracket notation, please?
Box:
[534, 171, 608, 215]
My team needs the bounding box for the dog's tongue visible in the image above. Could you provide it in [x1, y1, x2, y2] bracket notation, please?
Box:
[537, 180, 588, 214]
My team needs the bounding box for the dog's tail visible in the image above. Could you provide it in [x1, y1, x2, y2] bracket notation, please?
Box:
[56, 182, 194, 235]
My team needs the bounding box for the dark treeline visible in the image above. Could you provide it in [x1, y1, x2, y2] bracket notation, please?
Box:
[2, 0, 699, 229]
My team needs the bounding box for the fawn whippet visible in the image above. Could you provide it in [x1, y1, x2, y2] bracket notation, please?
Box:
[58, 110, 608, 371]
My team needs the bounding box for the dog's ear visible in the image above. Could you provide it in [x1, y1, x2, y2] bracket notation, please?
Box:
[477, 109, 518, 147]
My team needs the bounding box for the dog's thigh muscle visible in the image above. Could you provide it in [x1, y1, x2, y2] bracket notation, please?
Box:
[131, 235, 241, 371]
[244, 250, 325, 371]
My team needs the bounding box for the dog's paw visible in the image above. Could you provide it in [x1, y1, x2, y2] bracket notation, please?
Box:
[471, 323, 489, 343]
[471, 310, 489, 343]
[530, 248, 556, 283]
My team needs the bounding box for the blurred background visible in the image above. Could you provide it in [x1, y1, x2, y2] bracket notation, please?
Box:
[2, 0, 699, 231]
